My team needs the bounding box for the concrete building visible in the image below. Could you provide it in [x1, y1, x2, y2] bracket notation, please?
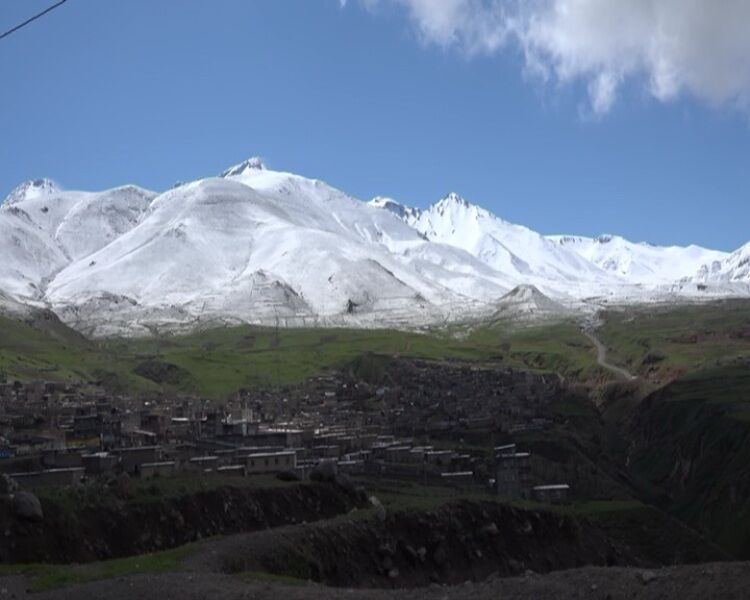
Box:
[82, 452, 119, 475]
[495, 451, 532, 498]
[215, 465, 246, 477]
[532, 484, 570, 504]
[440, 471, 474, 488]
[241, 451, 296, 474]
[139, 461, 176, 478]
[188, 456, 220, 470]
[10, 467, 84, 489]
[114, 446, 162, 474]
[425, 450, 455, 467]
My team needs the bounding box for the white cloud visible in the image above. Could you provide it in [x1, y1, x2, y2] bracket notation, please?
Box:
[378, 0, 512, 53]
[356, 0, 750, 115]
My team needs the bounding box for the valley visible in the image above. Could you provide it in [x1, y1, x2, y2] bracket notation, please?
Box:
[1, 300, 750, 597]
[4, 2, 747, 597]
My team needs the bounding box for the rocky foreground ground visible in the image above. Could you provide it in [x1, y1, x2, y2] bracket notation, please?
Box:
[0, 562, 747, 600]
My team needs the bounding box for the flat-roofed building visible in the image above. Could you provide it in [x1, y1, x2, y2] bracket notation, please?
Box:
[215, 465, 246, 477]
[188, 456, 220, 470]
[242, 451, 296, 474]
[495, 452, 531, 498]
[82, 452, 119, 475]
[440, 471, 474, 488]
[139, 460, 177, 479]
[532, 484, 570, 504]
[425, 450, 455, 467]
[381, 446, 411, 463]
[139, 461, 176, 478]
[113, 446, 162, 474]
[10, 467, 84, 489]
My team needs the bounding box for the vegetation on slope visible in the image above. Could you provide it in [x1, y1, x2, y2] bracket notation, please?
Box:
[627, 363, 750, 557]
[598, 299, 750, 385]
[0, 311, 613, 397]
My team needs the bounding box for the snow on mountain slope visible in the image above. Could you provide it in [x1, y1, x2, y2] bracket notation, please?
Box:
[370, 192, 617, 295]
[0, 210, 68, 300]
[369, 196, 423, 223]
[53, 186, 156, 261]
[46, 169, 514, 334]
[696, 242, 750, 284]
[0, 180, 156, 301]
[550, 234, 728, 284]
[2, 157, 747, 335]
[492, 285, 571, 321]
[223, 159, 425, 255]
[3, 178, 59, 206]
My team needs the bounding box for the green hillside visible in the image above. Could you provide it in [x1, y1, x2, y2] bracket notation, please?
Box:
[628, 363, 750, 557]
[0, 312, 607, 397]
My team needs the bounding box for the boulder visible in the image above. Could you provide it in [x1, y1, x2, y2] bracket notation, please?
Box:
[369, 495, 387, 522]
[640, 570, 658, 585]
[333, 472, 357, 495]
[310, 461, 337, 483]
[432, 541, 449, 567]
[0, 474, 18, 496]
[111, 472, 132, 498]
[12, 491, 43, 522]
[276, 470, 301, 482]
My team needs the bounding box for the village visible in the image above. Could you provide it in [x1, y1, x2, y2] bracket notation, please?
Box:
[0, 359, 571, 505]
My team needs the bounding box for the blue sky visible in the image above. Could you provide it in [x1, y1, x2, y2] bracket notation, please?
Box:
[1, 0, 748, 250]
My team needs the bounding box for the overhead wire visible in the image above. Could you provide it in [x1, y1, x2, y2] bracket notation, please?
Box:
[0, 0, 69, 42]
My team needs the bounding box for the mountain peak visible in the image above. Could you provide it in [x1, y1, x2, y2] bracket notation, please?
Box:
[220, 157, 267, 178]
[368, 196, 422, 221]
[493, 284, 569, 319]
[3, 178, 59, 207]
[437, 192, 469, 207]
[368, 196, 402, 210]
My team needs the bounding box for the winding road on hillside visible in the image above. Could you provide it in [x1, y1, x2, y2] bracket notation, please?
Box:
[583, 328, 638, 381]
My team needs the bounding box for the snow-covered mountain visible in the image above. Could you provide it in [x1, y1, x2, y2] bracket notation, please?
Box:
[369, 193, 731, 299]
[0, 157, 745, 335]
[491, 285, 571, 322]
[369, 196, 422, 222]
[36, 159, 517, 334]
[373, 193, 618, 294]
[696, 242, 750, 284]
[0, 180, 155, 301]
[549, 234, 727, 284]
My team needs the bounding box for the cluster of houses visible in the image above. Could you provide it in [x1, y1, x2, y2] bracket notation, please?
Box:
[0, 364, 571, 503]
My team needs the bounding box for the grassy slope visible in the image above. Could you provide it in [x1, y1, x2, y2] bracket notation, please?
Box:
[0, 545, 194, 592]
[598, 300, 750, 384]
[628, 364, 750, 557]
[3, 299, 748, 398]
[0, 313, 609, 397]
[0, 313, 160, 393]
[1, 493, 719, 592]
[592, 302, 750, 556]
[2, 301, 747, 585]
[471, 320, 608, 382]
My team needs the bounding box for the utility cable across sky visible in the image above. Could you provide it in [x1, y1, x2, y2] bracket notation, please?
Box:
[0, 0, 69, 42]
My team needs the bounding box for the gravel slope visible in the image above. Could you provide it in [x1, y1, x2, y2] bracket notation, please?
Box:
[0, 562, 745, 600]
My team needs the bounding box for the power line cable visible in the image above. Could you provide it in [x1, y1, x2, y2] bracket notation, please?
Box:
[0, 0, 69, 41]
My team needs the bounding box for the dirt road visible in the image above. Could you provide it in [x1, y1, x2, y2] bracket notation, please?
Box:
[583, 328, 637, 381]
